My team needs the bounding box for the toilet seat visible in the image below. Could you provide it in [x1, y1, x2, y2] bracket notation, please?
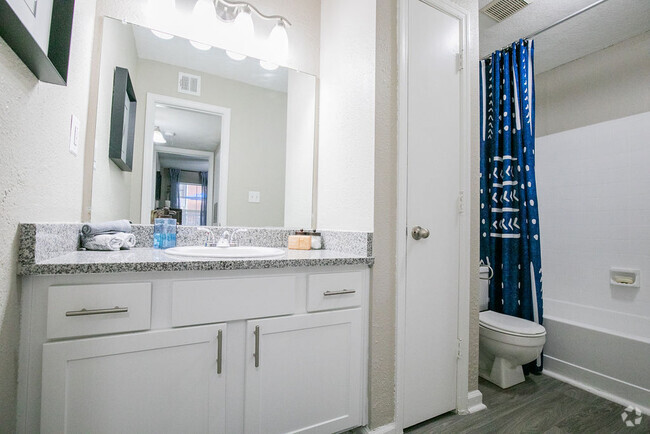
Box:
[479, 310, 545, 337]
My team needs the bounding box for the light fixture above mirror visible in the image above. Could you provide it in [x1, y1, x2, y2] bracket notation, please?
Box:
[150, 0, 291, 68]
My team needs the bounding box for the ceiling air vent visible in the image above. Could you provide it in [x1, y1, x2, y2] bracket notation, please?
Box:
[178, 72, 201, 96]
[481, 0, 531, 22]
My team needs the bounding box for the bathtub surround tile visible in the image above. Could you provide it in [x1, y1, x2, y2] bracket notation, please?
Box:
[17, 224, 373, 275]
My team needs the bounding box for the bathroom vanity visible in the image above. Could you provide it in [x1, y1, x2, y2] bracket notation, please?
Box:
[16, 225, 373, 434]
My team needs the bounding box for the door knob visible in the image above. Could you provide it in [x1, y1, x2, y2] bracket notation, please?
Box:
[411, 226, 430, 240]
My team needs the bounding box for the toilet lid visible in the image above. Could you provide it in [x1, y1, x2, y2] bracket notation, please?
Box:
[479, 311, 546, 336]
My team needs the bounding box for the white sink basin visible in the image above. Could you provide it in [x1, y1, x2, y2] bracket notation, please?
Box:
[164, 246, 285, 259]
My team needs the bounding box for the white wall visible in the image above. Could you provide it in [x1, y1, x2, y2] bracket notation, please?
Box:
[317, 0, 376, 232]
[536, 111, 650, 332]
[90, 18, 139, 222]
[284, 70, 316, 229]
[0, 1, 98, 428]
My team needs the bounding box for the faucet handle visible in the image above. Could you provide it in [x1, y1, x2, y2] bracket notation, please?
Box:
[197, 227, 217, 247]
[229, 228, 249, 247]
[216, 230, 230, 248]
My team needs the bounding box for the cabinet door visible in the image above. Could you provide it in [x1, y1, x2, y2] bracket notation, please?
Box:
[41, 324, 226, 434]
[244, 309, 363, 434]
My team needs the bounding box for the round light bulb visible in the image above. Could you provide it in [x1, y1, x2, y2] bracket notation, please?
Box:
[190, 40, 212, 51]
[226, 50, 247, 61]
[260, 60, 279, 71]
[267, 22, 288, 64]
[232, 7, 254, 48]
[193, 0, 216, 21]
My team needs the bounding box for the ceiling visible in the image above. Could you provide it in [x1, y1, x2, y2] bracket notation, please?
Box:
[158, 153, 210, 172]
[154, 104, 222, 152]
[479, 0, 650, 73]
[131, 23, 289, 92]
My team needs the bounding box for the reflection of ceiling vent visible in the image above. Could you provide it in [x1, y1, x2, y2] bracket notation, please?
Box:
[481, 0, 531, 22]
[178, 72, 201, 96]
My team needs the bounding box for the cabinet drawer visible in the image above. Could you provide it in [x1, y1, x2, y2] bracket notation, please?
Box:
[172, 275, 297, 327]
[307, 271, 364, 312]
[47, 283, 151, 339]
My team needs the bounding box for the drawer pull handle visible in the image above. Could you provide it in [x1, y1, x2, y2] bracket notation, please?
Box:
[253, 325, 260, 368]
[65, 306, 128, 317]
[216, 329, 223, 374]
[323, 289, 356, 297]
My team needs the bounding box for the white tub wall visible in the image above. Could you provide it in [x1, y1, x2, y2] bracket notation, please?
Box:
[535, 32, 650, 414]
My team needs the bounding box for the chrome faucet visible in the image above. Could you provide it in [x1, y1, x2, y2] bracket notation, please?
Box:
[216, 230, 230, 247]
[197, 227, 217, 247]
[229, 228, 249, 247]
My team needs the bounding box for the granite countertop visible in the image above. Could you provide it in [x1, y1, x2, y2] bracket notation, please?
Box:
[18, 224, 374, 275]
[19, 247, 374, 275]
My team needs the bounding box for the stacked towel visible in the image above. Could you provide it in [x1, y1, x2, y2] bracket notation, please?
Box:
[81, 219, 131, 236]
[80, 220, 136, 251]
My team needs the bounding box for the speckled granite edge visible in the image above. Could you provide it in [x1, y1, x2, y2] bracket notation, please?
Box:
[19, 257, 374, 276]
[18, 223, 373, 275]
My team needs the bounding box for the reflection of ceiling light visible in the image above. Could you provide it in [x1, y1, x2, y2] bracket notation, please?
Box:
[151, 30, 174, 40]
[260, 60, 278, 71]
[190, 40, 212, 50]
[226, 50, 247, 61]
[153, 127, 167, 144]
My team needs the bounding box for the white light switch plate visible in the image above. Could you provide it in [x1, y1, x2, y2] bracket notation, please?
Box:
[69, 114, 80, 156]
[248, 191, 260, 203]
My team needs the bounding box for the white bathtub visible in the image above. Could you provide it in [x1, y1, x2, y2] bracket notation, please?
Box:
[542, 298, 650, 414]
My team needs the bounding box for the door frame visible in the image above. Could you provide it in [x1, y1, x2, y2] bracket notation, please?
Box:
[141, 93, 231, 225]
[395, 0, 472, 430]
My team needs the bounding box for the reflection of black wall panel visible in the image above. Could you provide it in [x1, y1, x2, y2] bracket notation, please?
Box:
[155, 171, 162, 201]
[109, 67, 137, 171]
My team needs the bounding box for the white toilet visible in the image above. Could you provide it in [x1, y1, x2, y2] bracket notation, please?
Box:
[478, 266, 546, 389]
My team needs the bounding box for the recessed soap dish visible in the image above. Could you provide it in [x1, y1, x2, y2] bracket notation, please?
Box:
[610, 268, 640, 288]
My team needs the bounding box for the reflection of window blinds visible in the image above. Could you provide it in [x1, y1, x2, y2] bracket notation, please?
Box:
[178, 72, 201, 96]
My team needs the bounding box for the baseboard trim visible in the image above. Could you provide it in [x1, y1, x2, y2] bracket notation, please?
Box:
[466, 389, 487, 414]
[544, 355, 650, 415]
[356, 422, 397, 434]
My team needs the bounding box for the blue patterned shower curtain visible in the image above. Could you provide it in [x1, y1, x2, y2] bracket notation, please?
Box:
[479, 39, 543, 373]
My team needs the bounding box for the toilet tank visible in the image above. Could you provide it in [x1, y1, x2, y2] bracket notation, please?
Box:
[479, 265, 490, 311]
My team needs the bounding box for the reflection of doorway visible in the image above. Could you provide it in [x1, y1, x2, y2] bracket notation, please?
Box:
[156, 147, 214, 225]
[142, 93, 231, 225]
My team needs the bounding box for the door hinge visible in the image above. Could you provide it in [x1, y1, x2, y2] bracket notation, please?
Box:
[457, 190, 465, 214]
[456, 51, 464, 71]
[457, 339, 463, 359]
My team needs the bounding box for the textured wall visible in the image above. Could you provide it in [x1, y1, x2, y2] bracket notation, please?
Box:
[370, 0, 398, 428]
[0, 1, 98, 429]
[317, 0, 377, 232]
[536, 31, 650, 137]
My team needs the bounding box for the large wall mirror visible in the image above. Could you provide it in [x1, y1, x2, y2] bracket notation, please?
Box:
[89, 17, 317, 228]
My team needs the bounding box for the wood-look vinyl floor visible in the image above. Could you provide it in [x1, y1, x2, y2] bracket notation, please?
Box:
[405, 374, 650, 433]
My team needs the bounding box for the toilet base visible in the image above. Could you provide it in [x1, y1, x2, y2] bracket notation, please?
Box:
[479, 356, 525, 389]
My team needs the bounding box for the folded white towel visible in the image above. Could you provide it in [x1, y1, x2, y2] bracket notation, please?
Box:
[115, 232, 136, 250]
[81, 234, 124, 251]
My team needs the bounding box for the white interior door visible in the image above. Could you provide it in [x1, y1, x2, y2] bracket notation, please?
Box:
[403, 0, 462, 427]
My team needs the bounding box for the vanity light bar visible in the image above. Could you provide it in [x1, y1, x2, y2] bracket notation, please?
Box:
[213, 0, 292, 26]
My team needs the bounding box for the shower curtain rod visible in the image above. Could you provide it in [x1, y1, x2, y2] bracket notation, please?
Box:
[480, 0, 612, 60]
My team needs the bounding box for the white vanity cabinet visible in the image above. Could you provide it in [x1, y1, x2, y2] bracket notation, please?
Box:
[16, 266, 369, 434]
